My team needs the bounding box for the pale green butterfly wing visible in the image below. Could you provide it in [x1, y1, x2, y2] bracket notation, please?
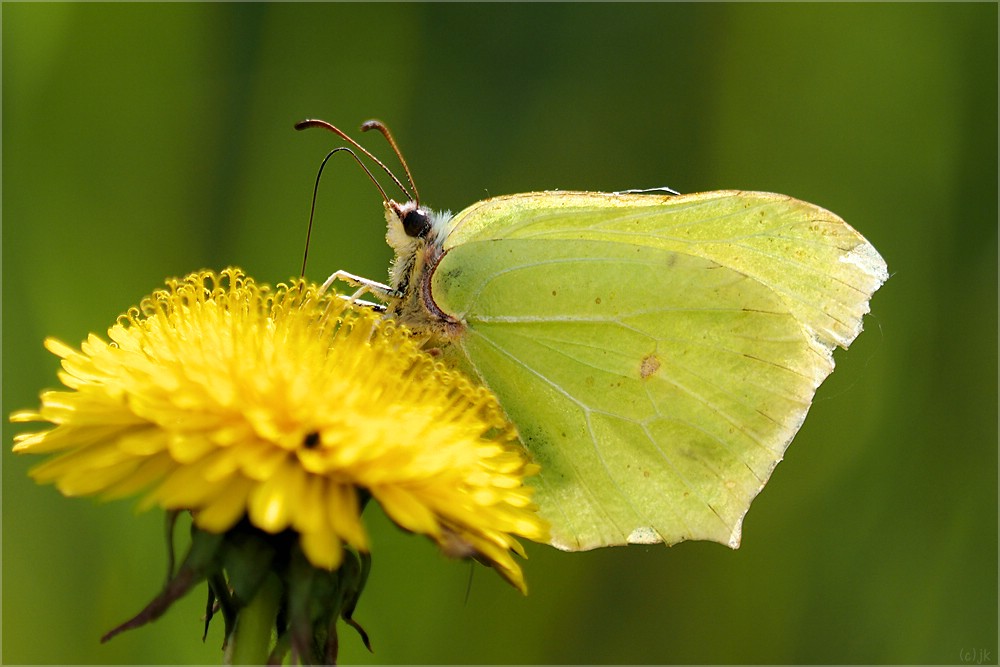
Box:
[430, 191, 887, 551]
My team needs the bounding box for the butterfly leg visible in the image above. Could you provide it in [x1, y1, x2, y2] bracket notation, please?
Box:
[321, 270, 403, 312]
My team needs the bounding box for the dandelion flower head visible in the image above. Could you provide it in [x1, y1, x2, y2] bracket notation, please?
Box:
[12, 268, 547, 592]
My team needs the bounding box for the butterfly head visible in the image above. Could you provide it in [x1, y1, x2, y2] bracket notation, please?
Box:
[390, 199, 432, 239]
[386, 199, 427, 260]
[386, 199, 452, 249]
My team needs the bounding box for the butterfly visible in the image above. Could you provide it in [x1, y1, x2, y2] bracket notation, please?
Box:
[297, 118, 888, 551]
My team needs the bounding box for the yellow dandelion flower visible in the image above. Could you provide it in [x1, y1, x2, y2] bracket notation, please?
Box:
[11, 268, 548, 594]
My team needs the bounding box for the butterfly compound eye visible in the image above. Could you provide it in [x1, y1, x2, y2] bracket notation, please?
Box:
[390, 200, 432, 239]
[402, 207, 431, 238]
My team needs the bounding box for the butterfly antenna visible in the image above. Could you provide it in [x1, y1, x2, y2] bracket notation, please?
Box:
[360, 119, 420, 205]
[300, 146, 388, 277]
[295, 118, 414, 202]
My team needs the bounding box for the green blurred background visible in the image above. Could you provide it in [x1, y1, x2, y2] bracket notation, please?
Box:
[3, 3, 996, 664]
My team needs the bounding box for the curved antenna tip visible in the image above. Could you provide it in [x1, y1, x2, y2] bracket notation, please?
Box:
[294, 119, 322, 131]
[296, 117, 412, 201]
[359, 120, 420, 204]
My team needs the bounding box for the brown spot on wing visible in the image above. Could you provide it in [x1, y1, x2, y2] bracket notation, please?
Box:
[639, 353, 661, 379]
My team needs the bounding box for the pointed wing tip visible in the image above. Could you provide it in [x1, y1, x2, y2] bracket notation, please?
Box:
[841, 241, 890, 288]
[727, 524, 743, 549]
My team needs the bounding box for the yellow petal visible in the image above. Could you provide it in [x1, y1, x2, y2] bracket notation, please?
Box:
[248, 458, 301, 533]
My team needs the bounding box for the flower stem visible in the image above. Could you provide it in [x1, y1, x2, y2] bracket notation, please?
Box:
[226, 572, 281, 665]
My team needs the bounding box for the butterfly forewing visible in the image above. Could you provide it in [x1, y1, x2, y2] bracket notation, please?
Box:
[429, 191, 887, 551]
